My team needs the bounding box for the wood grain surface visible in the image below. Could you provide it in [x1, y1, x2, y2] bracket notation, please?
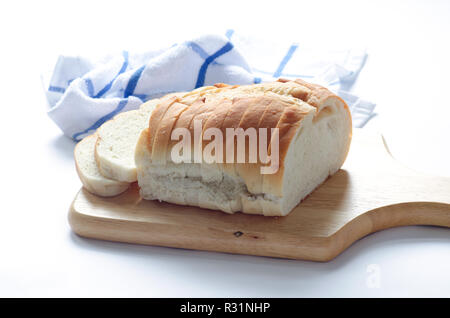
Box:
[68, 129, 450, 261]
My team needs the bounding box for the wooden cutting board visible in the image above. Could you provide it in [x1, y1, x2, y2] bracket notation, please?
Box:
[69, 129, 450, 261]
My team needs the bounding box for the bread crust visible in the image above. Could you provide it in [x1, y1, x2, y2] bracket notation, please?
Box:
[139, 79, 352, 215]
[152, 102, 189, 164]
[148, 95, 179, 153]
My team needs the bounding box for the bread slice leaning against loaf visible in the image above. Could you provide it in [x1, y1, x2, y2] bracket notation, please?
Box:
[74, 133, 130, 197]
[135, 79, 352, 216]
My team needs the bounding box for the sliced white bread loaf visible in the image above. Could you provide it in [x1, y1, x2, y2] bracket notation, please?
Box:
[74, 134, 130, 197]
[94, 99, 160, 182]
[135, 79, 352, 216]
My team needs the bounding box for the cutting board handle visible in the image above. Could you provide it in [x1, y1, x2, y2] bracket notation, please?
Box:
[327, 201, 450, 261]
[322, 132, 450, 261]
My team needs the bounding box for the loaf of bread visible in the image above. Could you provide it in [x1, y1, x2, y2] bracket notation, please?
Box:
[135, 79, 352, 216]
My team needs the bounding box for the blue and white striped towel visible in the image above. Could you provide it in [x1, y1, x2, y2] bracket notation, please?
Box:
[46, 31, 375, 141]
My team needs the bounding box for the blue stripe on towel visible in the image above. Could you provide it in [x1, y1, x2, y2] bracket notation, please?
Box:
[124, 64, 145, 98]
[327, 80, 340, 86]
[195, 42, 234, 88]
[186, 42, 209, 59]
[225, 29, 234, 39]
[48, 85, 66, 93]
[72, 99, 129, 141]
[253, 77, 262, 84]
[273, 44, 298, 78]
[94, 51, 129, 98]
[84, 78, 95, 97]
[186, 42, 223, 67]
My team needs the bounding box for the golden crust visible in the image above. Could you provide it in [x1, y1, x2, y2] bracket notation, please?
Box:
[239, 97, 287, 194]
[148, 95, 179, 153]
[152, 102, 189, 164]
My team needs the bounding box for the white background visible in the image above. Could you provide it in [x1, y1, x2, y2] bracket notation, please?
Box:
[0, 0, 449, 297]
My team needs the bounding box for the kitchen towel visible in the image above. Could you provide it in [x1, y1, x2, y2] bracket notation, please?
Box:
[45, 30, 375, 141]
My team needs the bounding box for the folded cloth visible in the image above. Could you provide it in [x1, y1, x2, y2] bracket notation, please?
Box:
[45, 30, 375, 141]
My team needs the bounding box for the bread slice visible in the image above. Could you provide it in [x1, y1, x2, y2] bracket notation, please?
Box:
[135, 79, 352, 216]
[74, 134, 129, 197]
[94, 99, 160, 182]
